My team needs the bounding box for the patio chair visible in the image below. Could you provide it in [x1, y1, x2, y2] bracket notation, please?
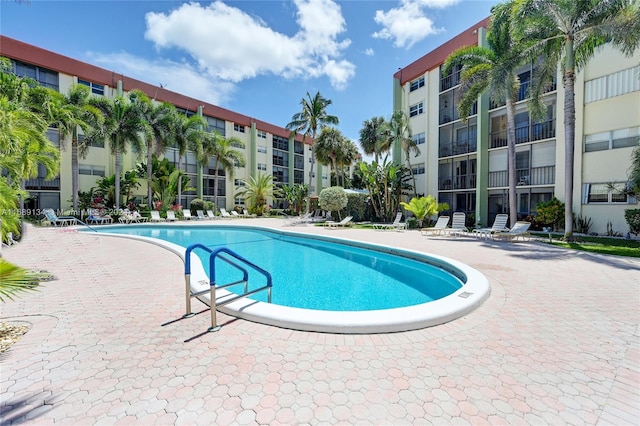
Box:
[219, 208, 233, 219]
[420, 216, 450, 236]
[492, 221, 531, 242]
[443, 212, 469, 237]
[372, 212, 406, 231]
[150, 211, 165, 222]
[230, 210, 242, 218]
[86, 208, 112, 225]
[324, 215, 353, 229]
[283, 212, 312, 226]
[166, 210, 177, 221]
[182, 210, 193, 220]
[206, 210, 217, 219]
[472, 214, 509, 239]
[196, 210, 207, 220]
[243, 209, 256, 218]
[43, 208, 77, 227]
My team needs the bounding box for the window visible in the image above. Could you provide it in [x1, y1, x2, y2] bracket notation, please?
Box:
[412, 165, 425, 175]
[585, 127, 639, 152]
[409, 102, 424, 117]
[257, 145, 267, 153]
[257, 163, 267, 171]
[206, 116, 226, 136]
[585, 66, 640, 103]
[413, 132, 426, 145]
[234, 123, 245, 133]
[77, 134, 104, 148]
[78, 79, 104, 96]
[257, 130, 267, 138]
[273, 135, 288, 151]
[234, 198, 245, 206]
[584, 183, 631, 204]
[410, 76, 425, 92]
[234, 179, 245, 187]
[13, 60, 59, 90]
[78, 165, 105, 177]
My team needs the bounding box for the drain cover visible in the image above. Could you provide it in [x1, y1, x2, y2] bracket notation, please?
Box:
[458, 292, 473, 298]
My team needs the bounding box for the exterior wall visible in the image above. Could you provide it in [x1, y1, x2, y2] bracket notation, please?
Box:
[396, 22, 640, 234]
[0, 35, 325, 212]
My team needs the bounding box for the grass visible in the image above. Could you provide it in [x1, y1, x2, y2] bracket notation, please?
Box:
[532, 233, 640, 258]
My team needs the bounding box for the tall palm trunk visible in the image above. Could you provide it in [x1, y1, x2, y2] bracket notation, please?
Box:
[114, 147, 121, 210]
[406, 157, 417, 198]
[147, 144, 153, 209]
[505, 95, 517, 228]
[306, 137, 316, 213]
[563, 67, 576, 239]
[177, 155, 183, 207]
[213, 158, 219, 209]
[71, 133, 79, 212]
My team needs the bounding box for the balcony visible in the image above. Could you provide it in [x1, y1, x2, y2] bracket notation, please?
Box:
[439, 174, 477, 191]
[488, 165, 555, 188]
[490, 118, 556, 148]
[24, 177, 60, 190]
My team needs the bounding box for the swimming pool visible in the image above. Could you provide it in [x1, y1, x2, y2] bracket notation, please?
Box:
[95, 223, 490, 333]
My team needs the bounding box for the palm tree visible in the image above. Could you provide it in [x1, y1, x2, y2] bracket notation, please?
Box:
[389, 110, 419, 198]
[513, 0, 640, 238]
[359, 116, 391, 163]
[314, 127, 345, 185]
[172, 112, 208, 206]
[35, 84, 103, 211]
[443, 1, 522, 227]
[87, 90, 147, 210]
[400, 195, 450, 228]
[235, 173, 283, 216]
[285, 91, 339, 210]
[336, 138, 360, 187]
[131, 91, 176, 209]
[203, 133, 246, 209]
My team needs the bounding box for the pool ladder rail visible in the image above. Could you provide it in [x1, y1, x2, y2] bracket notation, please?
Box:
[183, 243, 273, 332]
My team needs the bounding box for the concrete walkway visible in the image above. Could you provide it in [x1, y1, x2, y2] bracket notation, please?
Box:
[1, 219, 638, 425]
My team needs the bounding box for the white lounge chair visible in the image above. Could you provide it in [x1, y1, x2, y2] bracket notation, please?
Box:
[166, 210, 177, 222]
[324, 215, 353, 229]
[472, 214, 509, 239]
[230, 210, 241, 218]
[420, 216, 450, 236]
[182, 210, 193, 220]
[219, 208, 233, 219]
[283, 212, 312, 226]
[150, 211, 165, 222]
[196, 210, 207, 220]
[443, 212, 469, 237]
[492, 221, 531, 242]
[86, 208, 112, 225]
[243, 209, 256, 218]
[206, 210, 217, 219]
[372, 212, 406, 231]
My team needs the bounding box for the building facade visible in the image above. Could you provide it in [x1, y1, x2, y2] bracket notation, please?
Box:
[394, 19, 640, 235]
[0, 36, 330, 212]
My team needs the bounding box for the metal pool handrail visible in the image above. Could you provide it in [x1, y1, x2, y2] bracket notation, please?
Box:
[184, 243, 273, 332]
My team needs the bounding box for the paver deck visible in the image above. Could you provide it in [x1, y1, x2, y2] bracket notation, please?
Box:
[1, 219, 638, 425]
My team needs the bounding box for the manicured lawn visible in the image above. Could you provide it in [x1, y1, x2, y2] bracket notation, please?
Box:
[533, 234, 640, 258]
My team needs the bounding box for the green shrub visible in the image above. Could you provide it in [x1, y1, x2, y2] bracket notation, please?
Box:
[189, 198, 205, 214]
[535, 197, 565, 231]
[318, 187, 348, 214]
[624, 209, 640, 235]
[573, 214, 593, 234]
[345, 193, 367, 222]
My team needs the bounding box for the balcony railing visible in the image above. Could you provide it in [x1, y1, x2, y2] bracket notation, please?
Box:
[439, 174, 476, 190]
[24, 177, 60, 190]
[487, 165, 555, 188]
[439, 141, 478, 157]
[490, 118, 556, 148]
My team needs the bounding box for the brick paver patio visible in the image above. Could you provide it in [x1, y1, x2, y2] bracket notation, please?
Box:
[1, 219, 638, 424]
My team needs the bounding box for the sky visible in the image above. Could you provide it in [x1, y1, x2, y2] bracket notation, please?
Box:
[1, 0, 500, 146]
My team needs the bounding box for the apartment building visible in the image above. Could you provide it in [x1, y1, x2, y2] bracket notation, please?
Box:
[0, 36, 329, 212]
[394, 19, 639, 235]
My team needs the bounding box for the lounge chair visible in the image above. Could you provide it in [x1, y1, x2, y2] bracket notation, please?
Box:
[472, 214, 509, 239]
[86, 208, 112, 225]
[243, 209, 256, 218]
[196, 210, 207, 220]
[283, 212, 312, 226]
[182, 210, 193, 220]
[206, 210, 217, 219]
[420, 216, 450, 236]
[492, 221, 531, 242]
[219, 208, 233, 219]
[231, 210, 242, 218]
[372, 212, 406, 231]
[443, 212, 469, 237]
[43, 208, 77, 227]
[150, 211, 165, 222]
[324, 215, 353, 229]
[166, 210, 177, 221]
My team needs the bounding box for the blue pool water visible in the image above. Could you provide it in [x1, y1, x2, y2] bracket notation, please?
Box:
[99, 225, 464, 311]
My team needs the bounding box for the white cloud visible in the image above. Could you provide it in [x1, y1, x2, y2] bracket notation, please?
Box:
[87, 51, 234, 105]
[143, 0, 355, 90]
[364, 48, 375, 56]
[372, 0, 460, 48]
